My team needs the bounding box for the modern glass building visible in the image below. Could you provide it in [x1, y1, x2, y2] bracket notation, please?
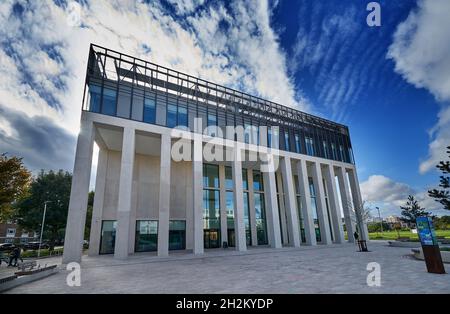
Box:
[63, 44, 368, 263]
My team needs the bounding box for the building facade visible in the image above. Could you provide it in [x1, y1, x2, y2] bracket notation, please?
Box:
[0, 221, 37, 244]
[63, 44, 368, 263]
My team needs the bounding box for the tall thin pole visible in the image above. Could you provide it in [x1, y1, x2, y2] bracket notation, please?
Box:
[38, 201, 49, 258]
[376, 207, 383, 237]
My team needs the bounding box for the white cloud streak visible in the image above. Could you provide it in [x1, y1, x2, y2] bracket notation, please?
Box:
[387, 0, 450, 174]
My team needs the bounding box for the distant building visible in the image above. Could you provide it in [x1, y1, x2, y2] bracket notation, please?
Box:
[385, 215, 409, 228]
[0, 221, 37, 244]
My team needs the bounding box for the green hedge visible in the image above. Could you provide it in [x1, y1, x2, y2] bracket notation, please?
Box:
[21, 248, 64, 259]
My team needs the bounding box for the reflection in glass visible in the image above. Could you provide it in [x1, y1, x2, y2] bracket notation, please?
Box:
[102, 88, 117, 116]
[169, 220, 186, 250]
[100, 220, 117, 254]
[88, 84, 101, 113]
[135, 220, 158, 252]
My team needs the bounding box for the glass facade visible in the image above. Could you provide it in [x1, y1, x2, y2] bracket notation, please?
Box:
[294, 175, 306, 243]
[306, 137, 315, 156]
[295, 134, 301, 154]
[203, 164, 221, 248]
[99, 220, 117, 254]
[135, 220, 158, 252]
[253, 170, 268, 245]
[284, 132, 290, 151]
[169, 220, 186, 250]
[323, 179, 334, 242]
[242, 169, 252, 246]
[84, 45, 355, 164]
[308, 177, 321, 242]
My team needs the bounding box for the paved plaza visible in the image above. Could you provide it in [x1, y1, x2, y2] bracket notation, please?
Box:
[3, 241, 450, 294]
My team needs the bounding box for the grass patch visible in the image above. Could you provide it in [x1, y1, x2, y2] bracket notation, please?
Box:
[368, 230, 450, 241]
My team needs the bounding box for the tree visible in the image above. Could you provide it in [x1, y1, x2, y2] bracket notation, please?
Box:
[428, 146, 450, 211]
[348, 199, 371, 240]
[0, 153, 31, 222]
[400, 195, 431, 226]
[15, 170, 72, 250]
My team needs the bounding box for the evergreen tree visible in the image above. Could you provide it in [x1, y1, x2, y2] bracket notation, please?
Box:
[428, 146, 450, 211]
[400, 195, 431, 226]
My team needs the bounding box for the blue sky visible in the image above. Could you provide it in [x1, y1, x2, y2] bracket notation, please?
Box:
[0, 0, 449, 217]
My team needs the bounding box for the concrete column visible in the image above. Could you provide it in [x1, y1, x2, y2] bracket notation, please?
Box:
[276, 172, 289, 245]
[247, 169, 258, 246]
[192, 132, 204, 254]
[336, 167, 355, 243]
[323, 165, 345, 244]
[262, 155, 282, 248]
[157, 134, 171, 256]
[88, 148, 108, 256]
[296, 159, 317, 246]
[114, 127, 135, 259]
[232, 146, 247, 251]
[219, 165, 228, 245]
[310, 162, 332, 244]
[63, 117, 95, 264]
[280, 157, 301, 247]
[348, 168, 369, 241]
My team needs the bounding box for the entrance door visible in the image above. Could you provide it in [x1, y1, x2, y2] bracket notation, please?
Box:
[204, 229, 221, 248]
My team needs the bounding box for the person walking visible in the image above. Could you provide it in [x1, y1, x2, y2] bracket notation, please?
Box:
[353, 230, 360, 251]
[8, 247, 22, 267]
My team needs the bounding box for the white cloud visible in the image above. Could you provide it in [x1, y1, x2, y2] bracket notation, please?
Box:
[0, 0, 306, 174]
[360, 174, 445, 217]
[387, 0, 450, 174]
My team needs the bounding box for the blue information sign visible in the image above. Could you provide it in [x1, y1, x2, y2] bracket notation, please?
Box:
[416, 216, 437, 246]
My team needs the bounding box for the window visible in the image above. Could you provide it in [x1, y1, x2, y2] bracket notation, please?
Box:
[243, 192, 252, 246]
[135, 220, 158, 252]
[295, 134, 301, 153]
[225, 166, 233, 190]
[331, 143, 337, 160]
[167, 104, 188, 128]
[323, 141, 329, 159]
[306, 137, 314, 156]
[254, 192, 268, 245]
[308, 178, 321, 242]
[88, 84, 101, 112]
[167, 104, 177, 128]
[294, 175, 306, 243]
[253, 170, 268, 245]
[6, 228, 16, 237]
[203, 164, 219, 188]
[339, 145, 344, 161]
[102, 88, 117, 116]
[100, 220, 117, 254]
[178, 106, 188, 128]
[143, 98, 156, 123]
[267, 127, 272, 147]
[253, 170, 263, 192]
[242, 168, 248, 190]
[203, 164, 221, 248]
[244, 123, 250, 144]
[207, 112, 217, 137]
[349, 148, 354, 164]
[284, 132, 290, 151]
[169, 220, 186, 250]
[323, 179, 334, 242]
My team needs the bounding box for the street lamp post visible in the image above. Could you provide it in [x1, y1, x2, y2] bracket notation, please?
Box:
[38, 201, 51, 258]
[376, 206, 383, 237]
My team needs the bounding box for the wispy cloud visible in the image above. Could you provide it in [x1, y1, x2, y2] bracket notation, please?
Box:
[387, 0, 450, 175]
[360, 174, 444, 217]
[0, 0, 305, 173]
